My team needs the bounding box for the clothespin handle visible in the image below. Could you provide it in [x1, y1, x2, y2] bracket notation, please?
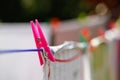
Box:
[30, 21, 44, 65]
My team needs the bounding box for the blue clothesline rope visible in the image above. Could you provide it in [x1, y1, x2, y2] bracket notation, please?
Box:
[0, 49, 43, 54]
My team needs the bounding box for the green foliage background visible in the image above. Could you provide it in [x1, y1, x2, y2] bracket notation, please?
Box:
[0, 0, 89, 22]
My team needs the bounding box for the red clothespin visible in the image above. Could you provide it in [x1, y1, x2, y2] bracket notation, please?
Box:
[50, 17, 61, 30]
[30, 19, 55, 65]
[98, 28, 105, 36]
[81, 28, 91, 42]
[109, 20, 115, 29]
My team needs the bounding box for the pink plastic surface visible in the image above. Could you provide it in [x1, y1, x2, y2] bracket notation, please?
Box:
[30, 19, 55, 66]
[30, 21, 44, 65]
[35, 19, 55, 62]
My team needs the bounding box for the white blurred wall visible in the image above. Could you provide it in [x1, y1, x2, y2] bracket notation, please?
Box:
[0, 23, 52, 80]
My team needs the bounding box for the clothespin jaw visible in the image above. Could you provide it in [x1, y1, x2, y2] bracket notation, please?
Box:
[30, 19, 55, 66]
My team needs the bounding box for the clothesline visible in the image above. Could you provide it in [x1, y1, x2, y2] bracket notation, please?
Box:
[0, 49, 43, 54]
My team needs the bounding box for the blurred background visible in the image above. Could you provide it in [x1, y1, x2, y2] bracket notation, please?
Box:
[0, 0, 120, 80]
[0, 0, 119, 23]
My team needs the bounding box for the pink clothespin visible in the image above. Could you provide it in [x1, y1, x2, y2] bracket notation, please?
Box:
[30, 19, 55, 65]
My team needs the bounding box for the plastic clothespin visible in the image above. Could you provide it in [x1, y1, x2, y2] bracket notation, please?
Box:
[98, 28, 105, 36]
[80, 28, 91, 42]
[30, 19, 55, 65]
[109, 20, 115, 29]
[50, 17, 61, 30]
